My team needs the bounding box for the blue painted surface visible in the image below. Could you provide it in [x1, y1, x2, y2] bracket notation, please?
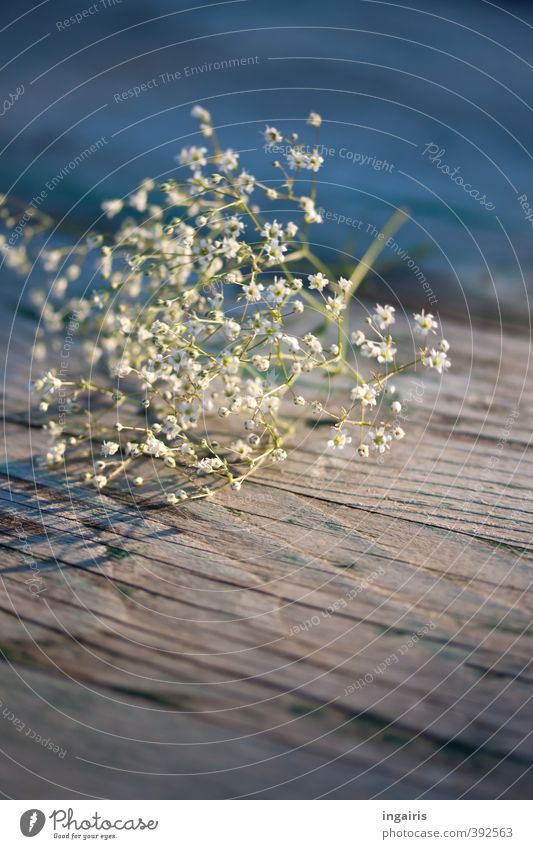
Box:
[2, 0, 533, 316]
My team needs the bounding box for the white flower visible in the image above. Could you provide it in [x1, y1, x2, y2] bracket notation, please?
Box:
[307, 112, 322, 128]
[221, 236, 240, 259]
[393, 426, 405, 439]
[439, 338, 450, 352]
[376, 340, 397, 364]
[112, 363, 132, 378]
[285, 221, 298, 238]
[282, 334, 300, 353]
[44, 441, 66, 465]
[300, 196, 322, 223]
[264, 240, 287, 264]
[326, 295, 346, 318]
[361, 340, 379, 358]
[328, 428, 352, 450]
[178, 146, 208, 170]
[242, 281, 264, 302]
[41, 249, 62, 271]
[391, 401, 402, 414]
[374, 303, 395, 330]
[308, 272, 328, 291]
[102, 441, 119, 457]
[422, 348, 451, 374]
[252, 355, 270, 371]
[41, 370, 62, 394]
[101, 199, 123, 219]
[368, 427, 392, 453]
[304, 333, 323, 354]
[230, 439, 252, 458]
[267, 277, 289, 303]
[338, 276, 351, 292]
[223, 319, 241, 340]
[93, 475, 108, 489]
[286, 148, 310, 170]
[191, 105, 211, 123]
[143, 434, 168, 457]
[217, 149, 239, 172]
[413, 310, 438, 335]
[307, 151, 324, 172]
[271, 448, 287, 463]
[129, 189, 148, 212]
[261, 220, 283, 239]
[351, 330, 366, 346]
[197, 457, 222, 474]
[351, 383, 377, 407]
[264, 125, 283, 145]
[234, 170, 255, 196]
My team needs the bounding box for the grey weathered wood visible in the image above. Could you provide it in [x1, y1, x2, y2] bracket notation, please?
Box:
[1, 310, 532, 799]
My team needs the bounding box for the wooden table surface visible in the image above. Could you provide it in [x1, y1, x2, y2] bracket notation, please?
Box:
[1, 307, 532, 799]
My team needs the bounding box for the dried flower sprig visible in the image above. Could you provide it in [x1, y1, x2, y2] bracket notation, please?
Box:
[2, 108, 450, 504]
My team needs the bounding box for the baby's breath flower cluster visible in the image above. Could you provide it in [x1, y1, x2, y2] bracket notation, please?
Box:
[4, 108, 450, 504]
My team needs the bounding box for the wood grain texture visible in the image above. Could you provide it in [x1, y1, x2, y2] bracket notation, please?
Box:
[1, 309, 532, 799]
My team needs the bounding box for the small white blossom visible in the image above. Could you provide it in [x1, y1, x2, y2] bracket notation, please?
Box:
[282, 334, 300, 353]
[101, 199, 123, 219]
[368, 427, 392, 453]
[264, 125, 283, 145]
[376, 340, 397, 364]
[307, 112, 322, 128]
[328, 428, 352, 450]
[308, 272, 328, 291]
[178, 146, 208, 170]
[286, 148, 310, 170]
[307, 151, 324, 172]
[374, 303, 395, 330]
[423, 348, 451, 374]
[242, 281, 264, 302]
[351, 383, 377, 407]
[230, 440, 252, 458]
[414, 310, 438, 335]
[217, 149, 239, 173]
[143, 434, 169, 457]
[191, 105, 211, 123]
[326, 295, 346, 318]
[351, 330, 366, 346]
[102, 441, 120, 457]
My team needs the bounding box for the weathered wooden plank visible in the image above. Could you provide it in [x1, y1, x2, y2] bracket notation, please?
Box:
[1, 311, 532, 798]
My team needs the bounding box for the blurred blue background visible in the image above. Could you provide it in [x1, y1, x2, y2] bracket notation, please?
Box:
[2, 0, 533, 320]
